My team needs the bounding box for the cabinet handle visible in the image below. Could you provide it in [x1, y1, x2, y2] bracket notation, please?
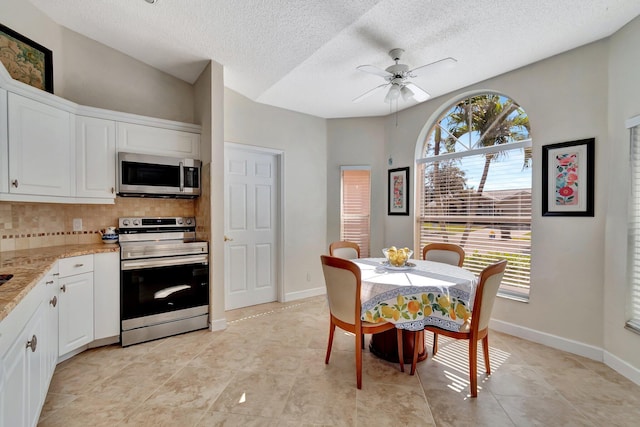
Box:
[74, 263, 84, 268]
[50, 296, 57, 307]
[26, 335, 37, 352]
[111, 187, 115, 194]
[53, 273, 60, 276]
[46, 280, 54, 285]
[11, 179, 18, 188]
[61, 284, 66, 292]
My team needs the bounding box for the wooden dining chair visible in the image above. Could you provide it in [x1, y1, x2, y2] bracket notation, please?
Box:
[422, 242, 466, 354]
[422, 242, 465, 267]
[320, 255, 405, 389]
[329, 240, 361, 259]
[409, 259, 508, 398]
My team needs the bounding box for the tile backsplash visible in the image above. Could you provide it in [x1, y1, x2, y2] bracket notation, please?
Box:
[0, 198, 196, 252]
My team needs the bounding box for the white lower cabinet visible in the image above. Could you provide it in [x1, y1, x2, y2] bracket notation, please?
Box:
[0, 276, 48, 427]
[58, 255, 94, 357]
[0, 252, 120, 426]
[93, 252, 120, 340]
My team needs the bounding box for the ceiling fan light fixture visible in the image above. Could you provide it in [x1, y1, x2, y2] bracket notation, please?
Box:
[384, 85, 401, 103]
[400, 85, 414, 101]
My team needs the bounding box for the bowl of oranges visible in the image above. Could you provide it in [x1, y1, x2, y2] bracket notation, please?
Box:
[382, 246, 414, 268]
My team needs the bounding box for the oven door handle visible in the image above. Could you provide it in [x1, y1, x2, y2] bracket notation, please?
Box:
[121, 254, 208, 270]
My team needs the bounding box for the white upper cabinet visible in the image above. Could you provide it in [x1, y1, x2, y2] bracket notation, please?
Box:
[7, 93, 73, 197]
[117, 122, 200, 159]
[0, 89, 7, 194]
[75, 116, 116, 199]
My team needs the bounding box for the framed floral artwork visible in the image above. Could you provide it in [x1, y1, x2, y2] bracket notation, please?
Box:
[388, 166, 410, 215]
[0, 23, 53, 93]
[542, 138, 594, 216]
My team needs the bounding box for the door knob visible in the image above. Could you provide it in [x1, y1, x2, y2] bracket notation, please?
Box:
[224, 236, 234, 242]
[26, 335, 37, 352]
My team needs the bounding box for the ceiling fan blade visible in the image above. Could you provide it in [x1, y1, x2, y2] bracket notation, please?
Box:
[404, 82, 430, 102]
[356, 64, 393, 78]
[409, 57, 457, 77]
[352, 83, 390, 103]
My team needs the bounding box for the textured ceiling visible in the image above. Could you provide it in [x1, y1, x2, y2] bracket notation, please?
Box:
[28, 0, 640, 118]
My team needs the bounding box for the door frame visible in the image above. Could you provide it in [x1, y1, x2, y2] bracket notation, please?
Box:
[224, 141, 285, 306]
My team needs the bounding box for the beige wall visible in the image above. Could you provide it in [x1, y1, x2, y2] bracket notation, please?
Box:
[326, 19, 640, 379]
[326, 118, 386, 254]
[604, 15, 640, 373]
[224, 89, 328, 300]
[0, 0, 195, 123]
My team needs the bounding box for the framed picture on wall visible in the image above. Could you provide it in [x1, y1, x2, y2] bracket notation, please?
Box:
[388, 166, 410, 216]
[542, 138, 594, 217]
[0, 23, 53, 93]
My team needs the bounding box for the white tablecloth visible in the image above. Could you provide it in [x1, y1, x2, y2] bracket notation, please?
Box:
[355, 258, 478, 332]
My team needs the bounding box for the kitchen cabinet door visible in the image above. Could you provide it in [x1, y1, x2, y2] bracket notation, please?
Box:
[0, 297, 46, 427]
[58, 272, 94, 356]
[117, 122, 200, 159]
[7, 93, 73, 197]
[0, 88, 7, 194]
[43, 268, 59, 382]
[93, 252, 120, 340]
[76, 116, 116, 199]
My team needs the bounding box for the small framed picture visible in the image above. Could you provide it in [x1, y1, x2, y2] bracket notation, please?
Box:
[542, 138, 594, 217]
[0, 23, 53, 93]
[388, 166, 410, 216]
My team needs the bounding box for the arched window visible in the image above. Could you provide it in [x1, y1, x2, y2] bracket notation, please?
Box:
[416, 92, 532, 299]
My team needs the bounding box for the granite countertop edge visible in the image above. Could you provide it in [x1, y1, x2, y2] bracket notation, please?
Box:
[0, 244, 119, 322]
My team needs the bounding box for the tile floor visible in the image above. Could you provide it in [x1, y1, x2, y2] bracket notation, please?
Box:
[38, 296, 640, 426]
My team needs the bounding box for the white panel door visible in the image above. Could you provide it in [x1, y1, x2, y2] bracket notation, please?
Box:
[224, 147, 279, 310]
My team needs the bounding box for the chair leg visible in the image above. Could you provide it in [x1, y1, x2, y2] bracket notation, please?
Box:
[325, 321, 336, 364]
[410, 331, 419, 376]
[469, 339, 478, 397]
[356, 331, 363, 389]
[397, 329, 404, 372]
[432, 332, 439, 356]
[482, 334, 491, 374]
[361, 333, 365, 349]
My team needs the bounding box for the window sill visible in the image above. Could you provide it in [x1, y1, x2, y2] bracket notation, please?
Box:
[497, 291, 529, 303]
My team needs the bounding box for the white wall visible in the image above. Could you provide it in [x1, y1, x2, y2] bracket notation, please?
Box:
[326, 118, 386, 254]
[224, 89, 328, 301]
[0, 0, 195, 123]
[328, 20, 640, 379]
[604, 16, 640, 374]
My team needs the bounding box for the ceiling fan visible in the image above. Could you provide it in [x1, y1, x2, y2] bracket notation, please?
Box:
[353, 48, 456, 104]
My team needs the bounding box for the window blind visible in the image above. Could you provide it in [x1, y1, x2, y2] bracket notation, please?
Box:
[418, 144, 532, 298]
[628, 119, 640, 333]
[341, 167, 371, 258]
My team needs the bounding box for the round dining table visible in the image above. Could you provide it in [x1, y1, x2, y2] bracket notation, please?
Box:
[353, 257, 478, 364]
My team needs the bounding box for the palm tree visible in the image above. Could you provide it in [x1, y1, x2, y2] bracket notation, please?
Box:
[445, 94, 530, 193]
[442, 94, 530, 246]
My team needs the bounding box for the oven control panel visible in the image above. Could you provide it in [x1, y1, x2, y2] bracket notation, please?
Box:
[119, 217, 195, 230]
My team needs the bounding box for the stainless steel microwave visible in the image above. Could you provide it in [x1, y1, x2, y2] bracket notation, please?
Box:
[117, 152, 201, 198]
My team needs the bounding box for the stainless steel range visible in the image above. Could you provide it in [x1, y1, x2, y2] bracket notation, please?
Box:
[118, 216, 209, 346]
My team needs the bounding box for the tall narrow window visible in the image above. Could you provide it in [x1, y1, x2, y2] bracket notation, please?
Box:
[416, 93, 532, 299]
[341, 166, 371, 257]
[627, 116, 640, 333]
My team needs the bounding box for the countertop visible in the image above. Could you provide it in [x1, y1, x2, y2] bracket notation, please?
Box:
[0, 244, 119, 322]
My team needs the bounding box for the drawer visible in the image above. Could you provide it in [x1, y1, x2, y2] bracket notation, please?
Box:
[58, 255, 94, 277]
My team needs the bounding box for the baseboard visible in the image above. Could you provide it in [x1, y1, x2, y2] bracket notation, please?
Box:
[490, 318, 640, 386]
[489, 318, 603, 361]
[283, 286, 326, 302]
[209, 317, 227, 331]
[604, 351, 640, 386]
